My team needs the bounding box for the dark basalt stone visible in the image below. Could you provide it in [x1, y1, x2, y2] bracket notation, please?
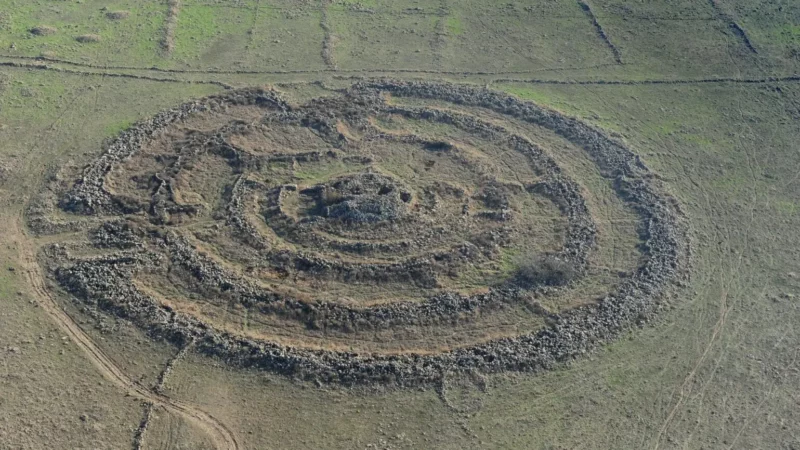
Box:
[43, 80, 688, 386]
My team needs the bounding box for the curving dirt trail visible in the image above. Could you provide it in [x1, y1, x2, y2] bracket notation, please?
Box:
[13, 213, 241, 450]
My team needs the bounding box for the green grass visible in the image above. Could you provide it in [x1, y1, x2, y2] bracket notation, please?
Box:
[103, 119, 135, 136]
[331, 11, 440, 71]
[500, 86, 576, 112]
[172, 5, 219, 56]
[291, 161, 350, 183]
[773, 199, 798, 216]
[445, 16, 463, 36]
[247, 6, 326, 71]
[497, 247, 523, 275]
[0, 0, 166, 66]
[775, 23, 800, 43]
[0, 71, 69, 122]
[1, 1, 800, 449]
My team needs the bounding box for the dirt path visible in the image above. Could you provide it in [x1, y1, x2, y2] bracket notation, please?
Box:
[13, 214, 241, 450]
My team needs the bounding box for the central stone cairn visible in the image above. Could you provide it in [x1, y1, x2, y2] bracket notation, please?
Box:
[41, 81, 686, 385]
[313, 171, 411, 223]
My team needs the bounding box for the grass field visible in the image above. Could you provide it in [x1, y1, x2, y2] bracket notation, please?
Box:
[0, 1, 799, 449]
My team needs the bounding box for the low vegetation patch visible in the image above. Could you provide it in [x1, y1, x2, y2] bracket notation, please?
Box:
[75, 34, 102, 43]
[105, 10, 131, 20]
[515, 254, 579, 288]
[29, 25, 57, 36]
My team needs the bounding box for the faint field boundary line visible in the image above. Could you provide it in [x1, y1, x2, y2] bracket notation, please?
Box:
[320, 0, 337, 70]
[487, 75, 800, 86]
[132, 341, 194, 450]
[577, 0, 623, 64]
[0, 61, 234, 89]
[189, 2, 720, 21]
[162, 0, 181, 56]
[0, 53, 620, 75]
[244, 0, 261, 55]
[432, 17, 445, 70]
[431, 0, 448, 70]
[2, 59, 798, 88]
[154, 340, 194, 394]
[708, 0, 758, 54]
[132, 403, 154, 450]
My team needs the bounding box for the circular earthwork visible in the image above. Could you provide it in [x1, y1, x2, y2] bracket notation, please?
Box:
[41, 80, 686, 385]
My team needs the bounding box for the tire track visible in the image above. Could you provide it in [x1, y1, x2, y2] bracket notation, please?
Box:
[0, 61, 234, 89]
[651, 49, 766, 447]
[6, 53, 795, 84]
[14, 215, 240, 450]
[14, 57, 790, 90]
[0, 52, 617, 76]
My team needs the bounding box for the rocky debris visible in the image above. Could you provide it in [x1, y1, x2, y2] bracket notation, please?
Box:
[89, 221, 144, 249]
[60, 88, 288, 215]
[220, 138, 563, 286]
[320, 172, 411, 223]
[476, 210, 513, 222]
[163, 232, 465, 319]
[43, 80, 688, 386]
[515, 254, 579, 288]
[228, 180, 444, 287]
[475, 183, 510, 209]
[132, 402, 153, 450]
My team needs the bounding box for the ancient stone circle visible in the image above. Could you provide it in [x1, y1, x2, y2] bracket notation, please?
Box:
[39, 80, 686, 386]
